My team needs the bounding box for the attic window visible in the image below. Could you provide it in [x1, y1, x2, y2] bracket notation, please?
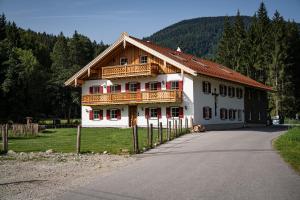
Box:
[191, 58, 208, 67]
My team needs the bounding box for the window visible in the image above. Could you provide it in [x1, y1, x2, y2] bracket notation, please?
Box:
[258, 112, 261, 120]
[120, 57, 128, 65]
[93, 110, 100, 120]
[110, 109, 118, 120]
[220, 108, 227, 120]
[203, 106, 212, 120]
[150, 82, 158, 91]
[203, 81, 211, 94]
[249, 111, 252, 120]
[219, 84, 227, 96]
[171, 81, 179, 90]
[171, 107, 180, 118]
[150, 108, 158, 118]
[110, 84, 120, 93]
[236, 88, 243, 99]
[238, 110, 242, 121]
[89, 86, 101, 94]
[89, 110, 103, 120]
[228, 87, 235, 98]
[229, 109, 236, 120]
[129, 82, 137, 92]
[140, 55, 148, 64]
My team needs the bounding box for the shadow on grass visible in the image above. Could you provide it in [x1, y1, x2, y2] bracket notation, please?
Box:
[8, 135, 51, 140]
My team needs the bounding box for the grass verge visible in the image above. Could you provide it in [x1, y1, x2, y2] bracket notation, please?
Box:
[274, 127, 300, 173]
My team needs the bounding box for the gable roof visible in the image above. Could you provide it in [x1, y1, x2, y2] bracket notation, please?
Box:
[130, 36, 272, 91]
[64, 33, 272, 91]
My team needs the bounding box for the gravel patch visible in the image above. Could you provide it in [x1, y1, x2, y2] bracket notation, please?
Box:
[0, 151, 135, 200]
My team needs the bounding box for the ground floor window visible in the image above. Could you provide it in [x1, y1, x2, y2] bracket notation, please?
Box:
[107, 109, 121, 120]
[220, 108, 227, 120]
[171, 107, 179, 117]
[229, 109, 236, 120]
[238, 110, 242, 121]
[203, 106, 212, 120]
[150, 108, 158, 118]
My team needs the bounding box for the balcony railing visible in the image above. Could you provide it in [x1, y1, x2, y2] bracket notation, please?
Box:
[82, 90, 182, 105]
[101, 63, 159, 79]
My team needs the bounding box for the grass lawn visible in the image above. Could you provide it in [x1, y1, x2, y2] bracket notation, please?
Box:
[274, 127, 300, 173]
[1, 127, 184, 154]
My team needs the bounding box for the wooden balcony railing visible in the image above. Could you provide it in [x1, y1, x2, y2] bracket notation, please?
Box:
[82, 90, 182, 105]
[102, 63, 159, 79]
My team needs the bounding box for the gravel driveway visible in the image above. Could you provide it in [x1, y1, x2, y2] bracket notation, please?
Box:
[61, 127, 300, 200]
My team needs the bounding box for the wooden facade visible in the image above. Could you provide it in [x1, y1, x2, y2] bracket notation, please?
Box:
[82, 90, 182, 106]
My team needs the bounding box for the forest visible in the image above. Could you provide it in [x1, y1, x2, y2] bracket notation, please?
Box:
[0, 15, 108, 122]
[0, 2, 299, 122]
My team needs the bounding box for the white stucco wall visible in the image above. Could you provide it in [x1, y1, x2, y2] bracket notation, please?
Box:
[193, 75, 245, 125]
[81, 73, 194, 128]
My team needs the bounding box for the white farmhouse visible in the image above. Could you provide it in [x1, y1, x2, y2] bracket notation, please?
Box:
[65, 33, 272, 129]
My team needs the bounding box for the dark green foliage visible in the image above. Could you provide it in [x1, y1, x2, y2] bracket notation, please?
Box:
[145, 16, 252, 58]
[0, 14, 108, 122]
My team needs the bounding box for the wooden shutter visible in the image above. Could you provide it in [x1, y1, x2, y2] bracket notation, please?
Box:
[99, 86, 103, 94]
[157, 108, 162, 119]
[157, 82, 161, 91]
[137, 82, 141, 92]
[179, 107, 184, 118]
[179, 80, 183, 91]
[145, 82, 149, 90]
[166, 107, 171, 118]
[166, 82, 171, 90]
[117, 109, 121, 120]
[219, 85, 223, 95]
[224, 86, 227, 96]
[202, 82, 205, 92]
[125, 83, 129, 92]
[209, 108, 212, 119]
[89, 87, 93, 94]
[145, 108, 149, 118]
[107, 85, 111, 93]
[203, 107, 206, 118]
[208, 83, 211, 93]
[99, 110, 103, 120]
[225, 109, 228, 119]
[89, 110, 94, 120]
[220, 109, 223, 119]
[106, 109, 110, 120]
[232, 88, 235, 97]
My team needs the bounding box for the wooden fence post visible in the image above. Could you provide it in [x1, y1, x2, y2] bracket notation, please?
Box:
[185, 117, 188, 133]
[159, 122, 163, 144]
[167, 121, 171, 141]
[175, 120, 178, 138]
[76, 125, 81, 154]
[1, 124, 8, 153]
[150, 124, 153, 148]
[147, 118, 150, 147]
[179, 119, 182, 135]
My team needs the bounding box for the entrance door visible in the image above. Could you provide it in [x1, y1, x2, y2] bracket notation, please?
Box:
[129, 106, 137, 127]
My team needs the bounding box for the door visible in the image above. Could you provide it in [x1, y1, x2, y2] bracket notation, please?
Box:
[129, 106, 137, 127]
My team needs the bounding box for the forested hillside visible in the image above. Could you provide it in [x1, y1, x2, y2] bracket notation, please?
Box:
[145, 16, 252, 58]
[0, 14, 108, 122]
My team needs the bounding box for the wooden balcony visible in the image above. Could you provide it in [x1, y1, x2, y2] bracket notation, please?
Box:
[82, 90, 182, 105]
[101, 63, 159, 79]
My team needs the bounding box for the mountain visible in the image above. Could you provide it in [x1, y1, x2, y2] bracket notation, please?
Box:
[144, 16, 252, 59]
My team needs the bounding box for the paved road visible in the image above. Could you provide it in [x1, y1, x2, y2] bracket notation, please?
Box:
[62, 127, 300, 200]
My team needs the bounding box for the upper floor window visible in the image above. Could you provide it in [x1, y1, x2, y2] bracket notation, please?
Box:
[89, 86, 102, 94]
[120, 57, 128, 65]
[111, 84, 121, 93]
[171, 81, 179, 90]
[140, 55, 148, 64]
[219, 84, 227, 96]
[236, 88, 243, 99]
[126, 82, 141, 92]
[203, 81, 211, 94]
[203, 106, 212, 120]
[228, 86, 235, 98]
[150, 82, 158, 91]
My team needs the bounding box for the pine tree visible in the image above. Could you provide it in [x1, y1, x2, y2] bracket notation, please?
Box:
[0, 13, 6, 41]
[216, 16, 234, 68]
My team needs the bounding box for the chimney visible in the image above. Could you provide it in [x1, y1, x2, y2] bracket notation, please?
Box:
[176, 47, 181, 52]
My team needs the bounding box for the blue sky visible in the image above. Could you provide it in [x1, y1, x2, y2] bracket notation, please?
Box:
[0, 0, 299, 44]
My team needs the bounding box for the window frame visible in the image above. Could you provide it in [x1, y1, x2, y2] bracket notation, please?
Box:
[93, 110, 100, 120]
[149, 107, 158, 119]
[128, 82, 138, 92]
[149, 82, 158, 91]
[170, 81, 179, 90]
[140, 55, 148, 64]
[171, 107, 180, 118]
[91, 86, 100, 94]
[203, 106, 211, 120]
[203, 81, 211, 94]
[220, 108, 227, 120]
[120, 57, 128, 65]
[229, 109, 236, 120]
[219, 84, 227, 97]
[110, 84, 120, 93]
[238, 109, 242, 121]
[110, 109, 118, 120]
